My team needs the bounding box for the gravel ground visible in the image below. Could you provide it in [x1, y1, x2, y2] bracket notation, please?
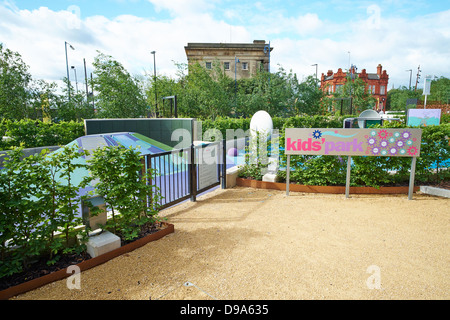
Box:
[11, 187, 449, 300]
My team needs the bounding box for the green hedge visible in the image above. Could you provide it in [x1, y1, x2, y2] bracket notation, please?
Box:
[0, 119, 84, 151]
[274, 123, 449, 187]
[200, 115, 351, 138]
[234, 120, 449, 188]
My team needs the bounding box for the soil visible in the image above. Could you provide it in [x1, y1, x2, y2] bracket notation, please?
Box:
[7, 186, 449, 300]
[0, 222, 163, 292]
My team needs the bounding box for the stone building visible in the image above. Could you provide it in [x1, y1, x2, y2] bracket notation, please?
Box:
[184, 40, 273, 80]
[320, 64, 389, 111]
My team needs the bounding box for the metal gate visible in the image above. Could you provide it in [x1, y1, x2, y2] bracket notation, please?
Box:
[144, 140, 227, 210]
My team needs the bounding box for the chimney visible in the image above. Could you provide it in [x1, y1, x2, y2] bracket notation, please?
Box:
[377, 64, 382, 76]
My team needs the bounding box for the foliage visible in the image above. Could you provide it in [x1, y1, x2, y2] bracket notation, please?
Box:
[200, 115, 350, 140]
[330, 76, 377, 114]
[386, 86, 422, 111]
[0, 144, 161, 279]
[91, 51, 148, 118]
[145, 62, 326, 120]
[0, 119, 84, 151]
[0, 44, 33, 120]
[83, 146, 161, 241]
[428, 76, 450, 104]
[239, 122, 450, 188]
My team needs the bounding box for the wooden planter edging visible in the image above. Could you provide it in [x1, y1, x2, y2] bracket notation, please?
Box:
[0, 222, 174, 300]
[236, 178, 419, 194]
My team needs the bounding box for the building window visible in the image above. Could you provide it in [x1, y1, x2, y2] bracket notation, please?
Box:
[380, 85, 385, 95]
[205, 62, 212, 69]
[224, 62, 230, 70]
[242, 62, 248, 70]
[336, 84, 343, 93]
[369, 85, 376, 94]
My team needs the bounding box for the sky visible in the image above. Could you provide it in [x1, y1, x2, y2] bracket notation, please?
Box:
[1, 0, 449, 91]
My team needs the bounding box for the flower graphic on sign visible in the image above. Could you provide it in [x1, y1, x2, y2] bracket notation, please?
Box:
[312, 130, 322, 139]
[379, 140, 389, 148]
[396, 140, 405, 148]
[381, 149, 388, 156]
[407, 146, 418, 156]
[371, 147, 381, 155]
[389, 147, 398, 155]
[389, 137, 396, 144]
[378, 129, 389, 139]
[399, 149, 406, 155]
[406, 139, 413, 146]
[370, 130, 377, 137]
[367, 137, 377, 146]
[402, 130, 412, 140]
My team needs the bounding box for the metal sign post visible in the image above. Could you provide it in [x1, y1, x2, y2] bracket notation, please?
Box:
[408, 157, 417, 200]
[345, 156, 352, 198]
[286, 154, 290, 196]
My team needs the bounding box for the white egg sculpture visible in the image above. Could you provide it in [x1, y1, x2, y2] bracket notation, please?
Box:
[250, 110, 273, 140]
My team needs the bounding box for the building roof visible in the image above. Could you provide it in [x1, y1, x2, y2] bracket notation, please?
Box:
[185, 40, 273, 52]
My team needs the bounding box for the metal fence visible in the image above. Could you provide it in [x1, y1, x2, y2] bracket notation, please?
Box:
[144, 140, 227, 210]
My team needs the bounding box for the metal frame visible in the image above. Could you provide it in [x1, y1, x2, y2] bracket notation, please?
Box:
[144, 139, 227, 210]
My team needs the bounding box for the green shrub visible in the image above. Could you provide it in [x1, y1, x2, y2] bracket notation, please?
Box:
[0, 119, 84, 151]
[0, 144, 161, 279]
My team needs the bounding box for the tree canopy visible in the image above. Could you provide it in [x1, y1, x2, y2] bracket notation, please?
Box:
[3, 42, 448, 122]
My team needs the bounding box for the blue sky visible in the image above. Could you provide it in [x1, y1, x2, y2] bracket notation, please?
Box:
[1, 0, 449, 90]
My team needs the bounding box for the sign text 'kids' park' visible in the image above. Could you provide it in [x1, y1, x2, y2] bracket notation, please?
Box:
[285, 128, 422, 157]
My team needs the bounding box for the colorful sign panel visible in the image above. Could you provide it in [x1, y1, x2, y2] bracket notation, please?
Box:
[285, 128, 422, 157]
[407, 109, 441, 126]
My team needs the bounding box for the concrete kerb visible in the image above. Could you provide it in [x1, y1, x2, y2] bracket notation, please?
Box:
[419, 186, 450, 198]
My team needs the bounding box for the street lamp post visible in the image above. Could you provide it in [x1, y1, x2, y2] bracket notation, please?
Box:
[406, 69, 412, 90]
[65, 41, 75, 102]
[311, 64, 318, 85]
[71, 66, 79, 93]
[151, 51, 158, 117]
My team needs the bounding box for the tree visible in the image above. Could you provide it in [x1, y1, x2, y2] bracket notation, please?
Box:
[428, 76, 450, 104]
[0, 44, 32, 120]
[332, 76, 376, 114]
[92, 51, 148, 118]
[291, 75, 326, 116]
[175, 61, 234, 120]
[386, 86, 422, 111]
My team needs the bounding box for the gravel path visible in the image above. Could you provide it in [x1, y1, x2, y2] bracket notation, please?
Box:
[12, 187, 450, 300]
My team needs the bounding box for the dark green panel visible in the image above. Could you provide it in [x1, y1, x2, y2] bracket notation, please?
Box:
[84, 119, 195, 148]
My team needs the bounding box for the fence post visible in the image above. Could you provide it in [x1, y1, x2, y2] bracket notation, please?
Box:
[190, 144, 197, 202]
[222, 139, 226, 189]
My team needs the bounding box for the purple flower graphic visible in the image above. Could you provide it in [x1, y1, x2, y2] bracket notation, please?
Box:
[401, 130, 412, 140]
[379, 140, 389, 149]
[389, 147, 398, 155]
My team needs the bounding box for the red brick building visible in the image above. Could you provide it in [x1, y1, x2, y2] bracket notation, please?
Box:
[320, 64, 389, 111]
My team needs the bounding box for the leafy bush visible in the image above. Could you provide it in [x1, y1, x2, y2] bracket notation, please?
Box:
[0, 144, 161, 279]
[84, 146, 161, 241]
[248, 122, 450, 188]
[0, 119, 84, 151]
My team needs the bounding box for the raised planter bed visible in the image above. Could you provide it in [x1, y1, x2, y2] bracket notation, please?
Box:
[0, 222, 174, 300]
[236, 177, 419, 194]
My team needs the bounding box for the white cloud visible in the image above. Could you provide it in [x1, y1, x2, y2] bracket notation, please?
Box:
[146, 0, 216, 17]
[0, 1, 448, 92]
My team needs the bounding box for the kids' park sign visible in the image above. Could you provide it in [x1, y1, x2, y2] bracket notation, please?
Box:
[284, 128, 422, 199]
